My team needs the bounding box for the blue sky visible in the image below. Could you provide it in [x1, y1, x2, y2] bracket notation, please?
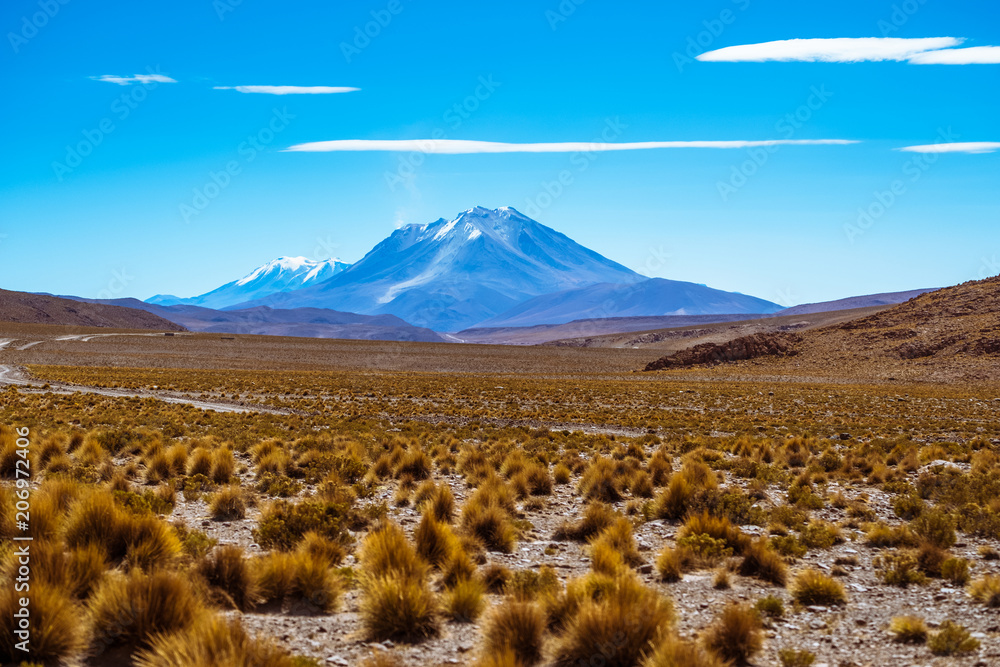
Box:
[0, 0, 997, 306]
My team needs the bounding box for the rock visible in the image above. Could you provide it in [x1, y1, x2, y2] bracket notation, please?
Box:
[639, 563, 653, 575]
[326, 657, 349, 666]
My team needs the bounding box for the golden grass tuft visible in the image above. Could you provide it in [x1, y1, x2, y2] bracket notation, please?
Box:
[550, 572, 674, 667]
[87, 569, 205, 654]
[642, 633, 728, 667]
[359, 574, 440, 642]
[554, 502, 617, 542]
[928, 620, 980, 655]
[134, 616, 292, 667]
[444, 577, 486, 623]
[197, 545, 259, 612]
[0, 582, 88, 664]
[256, 550, 344, 613]
[461, 499, 517, 554]
[360, 522, 428, 580]
[969, 574, 1000, 607]
[737, 538, 788, 586]
[588, 517, 643, 573]
[482, 600, 546, 666]
[701, 602, 763, 664]
[790, 569, 847, 606]
[208, 485, 247, 520]
[889, 615, 928, 644]
[655, 545, 691, 582]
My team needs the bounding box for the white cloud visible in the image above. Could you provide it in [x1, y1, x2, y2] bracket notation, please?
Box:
[897, 142, 1000, 154]
[94, 74, 177, 85]
[284, 139, 859, 153]
[697, 37, 963, 63]
[908, 46, 1000, 64]
[214, 85, 360, 95]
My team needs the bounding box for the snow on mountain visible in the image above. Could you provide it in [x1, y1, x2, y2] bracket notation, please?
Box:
[244, 207, 645, 331]
[147, 257, 350, 310]
[475, 278, 784, 328]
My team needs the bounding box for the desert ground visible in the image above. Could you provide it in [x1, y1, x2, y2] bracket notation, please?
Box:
[1, 282, 998, 667]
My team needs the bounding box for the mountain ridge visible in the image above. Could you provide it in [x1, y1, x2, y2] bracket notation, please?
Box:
[148, 256, 350, 310]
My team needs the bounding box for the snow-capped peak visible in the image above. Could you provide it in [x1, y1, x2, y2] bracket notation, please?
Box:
[150, 255, 351, 310]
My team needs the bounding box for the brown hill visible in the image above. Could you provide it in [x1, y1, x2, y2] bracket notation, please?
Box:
[644, 275, 1000, 384]
[0, 289, 185, 331]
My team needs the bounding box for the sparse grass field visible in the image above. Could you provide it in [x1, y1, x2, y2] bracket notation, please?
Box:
[0, 335, 998, 665]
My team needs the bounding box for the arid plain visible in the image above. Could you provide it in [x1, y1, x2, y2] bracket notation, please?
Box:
[1, 278, 998, 667]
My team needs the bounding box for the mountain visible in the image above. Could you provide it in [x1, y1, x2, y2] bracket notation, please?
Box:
[774, 288, 937, 316]
[475, 278, 783, 328]
[147, 257, 350, 310]
[71, 298, 445, 343]
[238, 207, 645, 331]
[0, 289, 184, 331]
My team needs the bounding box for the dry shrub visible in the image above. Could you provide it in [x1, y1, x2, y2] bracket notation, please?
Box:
[701, 602, 763, 663]
[678, 512, 750, 556]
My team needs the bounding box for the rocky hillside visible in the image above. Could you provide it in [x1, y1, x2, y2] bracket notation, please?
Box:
[644, 275, 1000, 383]
[0, 289, 185, 331]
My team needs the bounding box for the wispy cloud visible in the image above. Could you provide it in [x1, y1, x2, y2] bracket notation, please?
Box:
[897, 142, 1000, 154]
[697, 37, 964, 63]
[93, 74, 177, 85]
[214, 85, 360, 95]
[908, 46, 1000, 65]
[284, 139, 859, 153]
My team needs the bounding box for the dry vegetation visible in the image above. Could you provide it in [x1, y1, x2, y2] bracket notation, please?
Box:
[0, 331, 997, 665]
